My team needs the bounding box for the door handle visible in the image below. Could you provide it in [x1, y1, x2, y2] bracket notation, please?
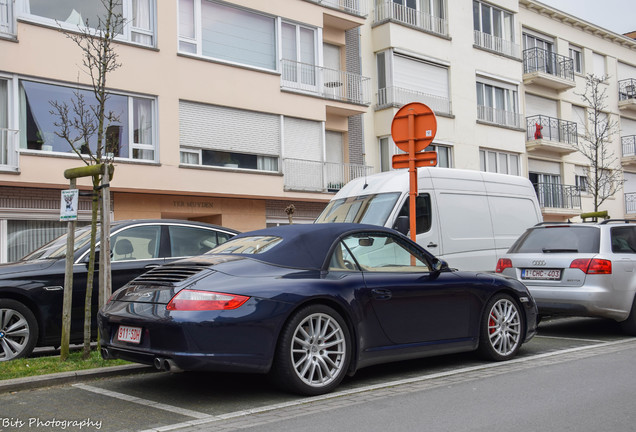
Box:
[427, 242, 438, 248]
[372, 289, 392, 300]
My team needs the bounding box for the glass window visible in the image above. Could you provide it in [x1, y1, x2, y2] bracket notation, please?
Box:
[569, 46, 582, 74]
[510, 226, 599, 254]
[111, 225, 161, 261]
[395, 194, 432, 234]
[22, 0, 154, 46]
[19, 80, 155, 161]
[315, 193, 401, 226]
[611, 227, 636, 253]
[179, 0, 276, 71]
[476, 79, 519, 127]
[6, 220, 77, 262]
[479, 149, 521, 175]
[212, 236, 283, 254]
[341, 233, 431, 272]
[168, 225, 231, 257]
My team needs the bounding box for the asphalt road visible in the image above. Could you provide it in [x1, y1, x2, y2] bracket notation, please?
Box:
[1, 317, 635, 432]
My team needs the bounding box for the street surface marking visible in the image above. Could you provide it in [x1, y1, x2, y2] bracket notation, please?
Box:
[535, 334, 605, 343]
[126, 338, 635, 432]
[73, 383, 212, 420]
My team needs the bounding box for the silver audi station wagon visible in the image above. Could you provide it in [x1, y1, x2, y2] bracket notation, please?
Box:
[496, 220, 636, 335]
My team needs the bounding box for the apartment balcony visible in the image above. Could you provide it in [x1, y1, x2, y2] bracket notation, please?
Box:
[523, 48, 576, 91]
[373, 1, 448, 38]
[534, 182, 582, 217]
[625, 192, 636, 215]
[477, 105, 523, 129]
[618, 79, 636, 112]
[621, 135, 636, 168]
[525, 115, 578, 155]
[0, 128, 19, 173]
[377, 87, 451, 115]
[473, 30, 520, 58]
[281, 60, 371, 113]
[302, 0, 368, 18]
[283, 158, 373, 192]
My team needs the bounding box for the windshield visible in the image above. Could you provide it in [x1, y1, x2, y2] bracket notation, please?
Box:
[509, 226, 600, 254]
[21, 226, 96, 260]
[315, 192, 401, 226]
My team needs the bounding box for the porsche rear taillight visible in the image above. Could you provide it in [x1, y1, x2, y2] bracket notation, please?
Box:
[166, 289, 250, 311]
[570, 258, 612, 274]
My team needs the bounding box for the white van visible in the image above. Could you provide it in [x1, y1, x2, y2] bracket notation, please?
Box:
[315, 167, 542, 271]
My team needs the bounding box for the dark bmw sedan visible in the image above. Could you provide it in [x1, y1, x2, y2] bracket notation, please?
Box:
[0, 219, 238, 361]
[99, 223, 537, 395]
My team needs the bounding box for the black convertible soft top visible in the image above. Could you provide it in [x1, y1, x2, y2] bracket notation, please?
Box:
[208, 223, 401, 270]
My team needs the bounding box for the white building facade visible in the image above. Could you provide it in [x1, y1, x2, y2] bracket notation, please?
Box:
[1, 0, 635, 262]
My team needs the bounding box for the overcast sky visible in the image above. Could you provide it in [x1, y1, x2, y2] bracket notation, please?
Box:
[537, 0, 634, 35]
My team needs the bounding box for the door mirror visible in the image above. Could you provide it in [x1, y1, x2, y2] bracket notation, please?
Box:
[432, 258, 449, 272]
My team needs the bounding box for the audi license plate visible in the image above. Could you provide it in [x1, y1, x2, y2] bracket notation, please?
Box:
[521, 269, 561, 280]
[117, 325, 142, 344]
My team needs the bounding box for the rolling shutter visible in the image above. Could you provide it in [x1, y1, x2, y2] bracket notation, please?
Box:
[283, 117, 322, 161]
[179, 101, 280, 156]
[393, 54, 448, 99]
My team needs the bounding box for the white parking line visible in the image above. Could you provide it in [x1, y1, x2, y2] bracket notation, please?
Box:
[535, 334, 605, 343]
[82, 338, 636, 432]
[73, 383, 212, 420]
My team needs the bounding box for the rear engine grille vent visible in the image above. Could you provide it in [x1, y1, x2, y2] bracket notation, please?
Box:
[133, 264, 210, 284]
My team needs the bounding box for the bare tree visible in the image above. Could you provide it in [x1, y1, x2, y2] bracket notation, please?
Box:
[50, 0, 123, 359]
[573, 74, 623, 213]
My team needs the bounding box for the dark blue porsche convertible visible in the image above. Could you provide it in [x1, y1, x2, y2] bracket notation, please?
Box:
[98, 223, 537, 395]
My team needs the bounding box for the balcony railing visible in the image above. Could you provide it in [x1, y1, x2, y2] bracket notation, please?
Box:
[281, 59, 371, 105]
[523, 47, 574, 81]
[374, 1, 448, 37]
[303, 0, 368, 16]
[477, 105, 523, 129]
[622, 135, 636, 157]
[526, 115, 578, 145]
[533, 183, 581, 210]
[619, 79, 636, 101]
[283, 158, 373, 192]
[626, 192, 636, 214]
[473, 30, 520, 58]
[377, 87, 451, 115]
[0, 128, 19, 171]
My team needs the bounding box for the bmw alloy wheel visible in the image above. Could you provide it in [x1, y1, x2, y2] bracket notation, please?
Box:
[0, 300, 37, 361]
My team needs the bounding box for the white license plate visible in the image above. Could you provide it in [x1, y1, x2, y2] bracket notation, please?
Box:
[521, 268, 561, 280]
[117, 325, 142, 344]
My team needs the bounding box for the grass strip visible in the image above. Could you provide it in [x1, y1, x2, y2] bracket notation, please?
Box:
[1, 350, 130, 380]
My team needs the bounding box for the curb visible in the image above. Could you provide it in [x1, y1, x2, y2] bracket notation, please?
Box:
[0, 364, 154, 393]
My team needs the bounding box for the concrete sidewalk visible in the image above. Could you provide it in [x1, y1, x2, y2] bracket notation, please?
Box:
[0, 363, 154, 393]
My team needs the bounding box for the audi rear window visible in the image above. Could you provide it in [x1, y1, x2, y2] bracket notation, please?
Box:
[509, 226, 600, 254]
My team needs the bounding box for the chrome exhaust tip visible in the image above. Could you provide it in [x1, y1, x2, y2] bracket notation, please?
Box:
[163, 359, 183, 373]
[153, 357, 164, 370]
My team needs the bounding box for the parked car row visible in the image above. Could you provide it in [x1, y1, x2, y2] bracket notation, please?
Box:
[0, 220, 238, 362]
[2, 215, 636, 397]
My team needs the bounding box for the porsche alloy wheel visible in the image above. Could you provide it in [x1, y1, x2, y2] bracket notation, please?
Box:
[272, 305, 350, 395]
[478, 294, 522, 361]
[0, 300, 38, 362]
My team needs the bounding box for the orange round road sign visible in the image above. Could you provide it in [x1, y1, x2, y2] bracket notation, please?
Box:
[391, 102, 437, 152]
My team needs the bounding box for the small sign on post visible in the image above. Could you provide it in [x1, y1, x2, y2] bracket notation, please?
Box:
[391, 102, 438, 242]
[60, 189, 79, 222]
